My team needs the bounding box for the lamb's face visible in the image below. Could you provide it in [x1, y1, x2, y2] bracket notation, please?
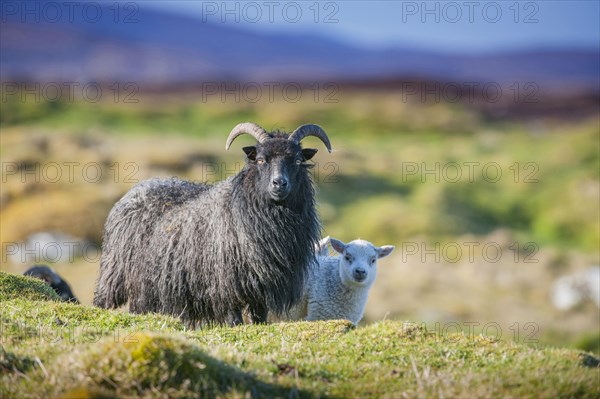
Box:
[329, 238, 395, 288]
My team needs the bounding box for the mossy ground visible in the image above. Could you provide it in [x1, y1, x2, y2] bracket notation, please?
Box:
[0, 272, 60, 302]
[1, 272, 598, 398]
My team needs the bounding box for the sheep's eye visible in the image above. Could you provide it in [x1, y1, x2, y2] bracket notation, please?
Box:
[370, 258, 376, 264]
[256, 158, 265, 165]
[345, 254, 352, 263]
[295, 159, 302, 165]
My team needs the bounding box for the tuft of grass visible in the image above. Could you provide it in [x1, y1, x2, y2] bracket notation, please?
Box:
[60, 333, 287, 398]
[1, 273, 598, 398]
[0, 272, 60, 302]
[0, 348, 35, 375]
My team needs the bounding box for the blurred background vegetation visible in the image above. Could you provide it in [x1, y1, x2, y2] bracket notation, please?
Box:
[1, 0, 598, 356]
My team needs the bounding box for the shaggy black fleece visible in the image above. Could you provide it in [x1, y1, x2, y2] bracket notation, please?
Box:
[93, 133, 322, 326]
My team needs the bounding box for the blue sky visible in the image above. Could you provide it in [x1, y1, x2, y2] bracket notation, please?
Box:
[143, 1, 600, 53]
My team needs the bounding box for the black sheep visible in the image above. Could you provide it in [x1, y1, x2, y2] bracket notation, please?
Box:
[23, 265, 79, 303]
[93, 123, 332, 326]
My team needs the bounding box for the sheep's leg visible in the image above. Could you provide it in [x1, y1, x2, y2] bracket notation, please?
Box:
[248, 303, 268, 324]
[225, 309, 244, 326]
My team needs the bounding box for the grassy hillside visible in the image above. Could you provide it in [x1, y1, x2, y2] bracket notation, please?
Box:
[1, 90, 598, 368]
[1, 272, 598, 398]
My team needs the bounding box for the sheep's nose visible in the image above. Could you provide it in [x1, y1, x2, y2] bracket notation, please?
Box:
[272, 176, 288, 188]
[353, 268, 367, 281]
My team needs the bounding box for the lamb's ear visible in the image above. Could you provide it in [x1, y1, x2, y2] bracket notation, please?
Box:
[302, 148, 318, 161]
[242, 146, 257, 161]
[329, 238, 346, 254]
[376, 245, 395, 259]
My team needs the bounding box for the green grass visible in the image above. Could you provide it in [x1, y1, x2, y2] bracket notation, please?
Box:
[1, 272, 598, 398]
[0, 272, 60, 302]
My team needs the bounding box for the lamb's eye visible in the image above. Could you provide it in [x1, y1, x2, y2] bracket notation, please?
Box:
[295, 159, 302, 165]
[257, 158, 265, 165]
[345, 254, 352, 263]
[370, 258, 376, 264]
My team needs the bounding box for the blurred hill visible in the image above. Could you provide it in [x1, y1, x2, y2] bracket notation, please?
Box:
[1, 0, 599, 91]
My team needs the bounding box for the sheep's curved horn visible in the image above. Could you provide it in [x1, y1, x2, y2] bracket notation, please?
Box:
[225, 122, 270, 150]
[289, 124, 332, 153]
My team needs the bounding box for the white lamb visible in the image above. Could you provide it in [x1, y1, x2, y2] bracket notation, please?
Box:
[290, 236, 395, 325]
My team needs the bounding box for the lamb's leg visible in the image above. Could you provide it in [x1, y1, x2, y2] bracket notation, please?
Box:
[248, 303, 268, 324]
[225, 309, 244, 326]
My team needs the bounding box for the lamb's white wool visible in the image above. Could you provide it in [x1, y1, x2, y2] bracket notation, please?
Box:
[298, 237, 394, 325]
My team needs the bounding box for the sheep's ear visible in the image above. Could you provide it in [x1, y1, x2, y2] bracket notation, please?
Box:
[376, 245, 395, 259]
[242, 146, 257, 161]
[330, 238, 346, 254]
[316, 236, 330, 256]
[302, 148, 318, 161]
